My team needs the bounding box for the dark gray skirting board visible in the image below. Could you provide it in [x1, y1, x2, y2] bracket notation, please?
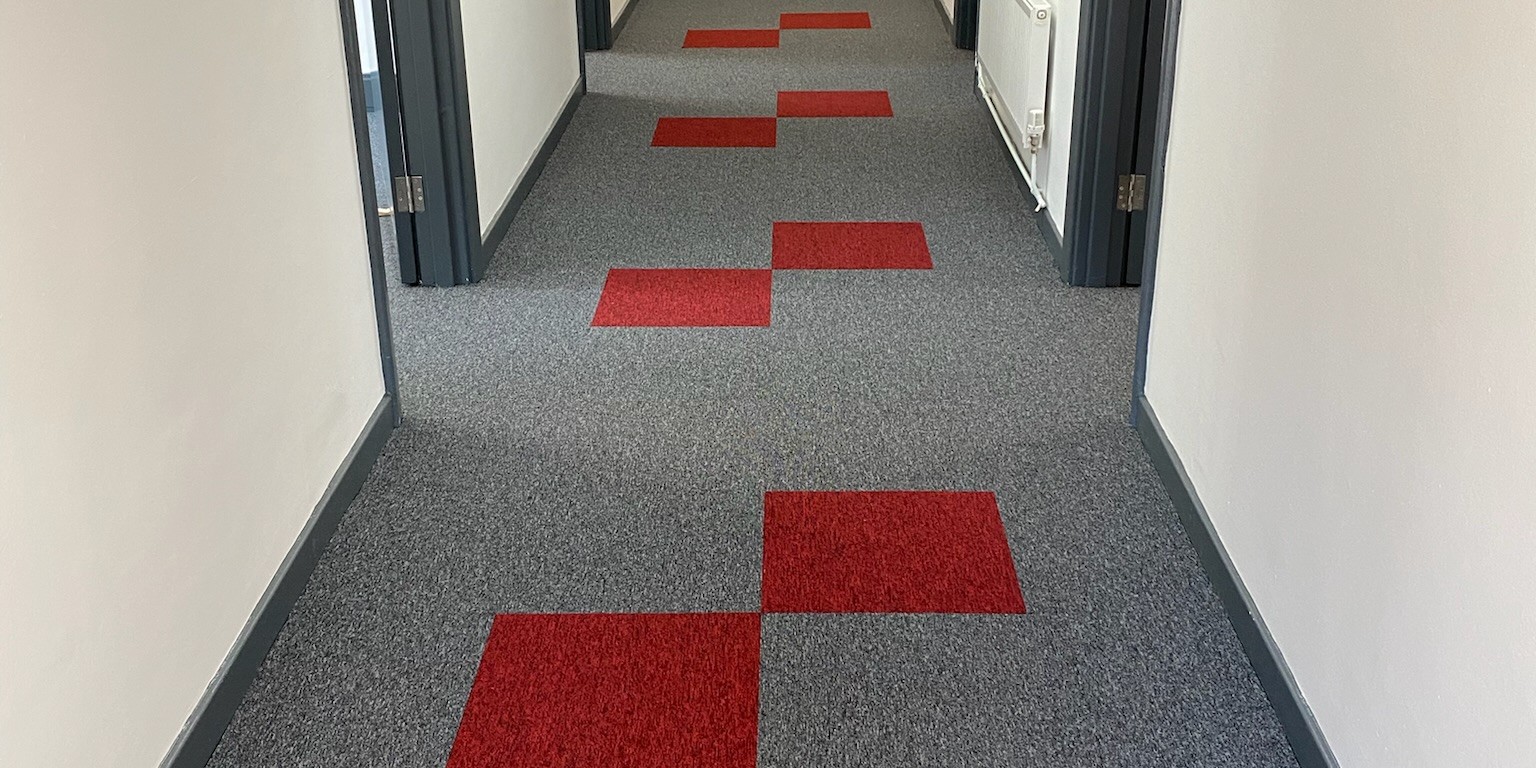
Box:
[158, 395, 396, 768]
[1135, 396, 1340, 768]
[479, 77, 587, 266]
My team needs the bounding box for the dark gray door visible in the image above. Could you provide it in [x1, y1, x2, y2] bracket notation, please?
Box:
[1060, 0, 1171, 288]
[377, 0, 483, 286]
[354, 0, 422, 284]
[580, 0, 614, 49]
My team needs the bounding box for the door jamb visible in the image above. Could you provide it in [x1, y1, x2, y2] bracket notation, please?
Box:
[1060, 0, 1142, 287]
[1129, 0, 1182, 422]
[364, 0, 421, 286]
[341, 0, 402, 420]
[580, 0, 614, 49]
[385, 0, 482, 286]
[437, 0, 486, 282]
[952, 0, 979, 50]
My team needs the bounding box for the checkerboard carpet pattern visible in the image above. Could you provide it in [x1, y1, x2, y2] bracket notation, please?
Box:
[204, 0, 1303, 766]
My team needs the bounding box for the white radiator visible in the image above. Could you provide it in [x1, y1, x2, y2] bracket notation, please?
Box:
[976, 0, 1053, 210]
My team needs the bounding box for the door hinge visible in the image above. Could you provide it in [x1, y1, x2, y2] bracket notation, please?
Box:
[393, 175, 426, 214]
[1116, 174, 1148, 212]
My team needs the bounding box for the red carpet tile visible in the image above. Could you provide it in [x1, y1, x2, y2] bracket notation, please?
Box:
[777, 90, 893, 118]
[446, 613, 761, 768]
[652, 117, 777, 147]
[779, 11, 872, 29]
[592, 268, 773, 327]
[761, 491, 1026, 613]
[772, 222, 932, 269]
[683, 29, 781, 48]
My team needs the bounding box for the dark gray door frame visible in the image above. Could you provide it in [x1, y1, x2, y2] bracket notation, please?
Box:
[364, 0, 421, 285]
[1130, 0, 1180, 421]
[386, 0, 483, 286]
[581, 0, 643, 48]
[951, 0, 979, 49]
[342, 0, 402, 419]
[1059, 0, 1169, 288]
[580, 0, 614, 49]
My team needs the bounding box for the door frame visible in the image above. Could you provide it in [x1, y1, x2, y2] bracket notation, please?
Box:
[579, 0, 642, 49]
[580, 0, 613, 49]
[385, 0, 484, 286]
[1057, 0, 1169, 287]
[1129, 0, 1181, 419]
[361, 0, 420, 284]
[951, 0, 979, 50]
[341, 0, 402, 419]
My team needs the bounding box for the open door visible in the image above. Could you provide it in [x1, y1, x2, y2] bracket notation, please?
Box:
[1058, 0, 1171, 287]
[580, 0, 614, 49]
[353, 0, 420, 284]
[952, 0, 979, 50]
[360, 0, 484, 286]
[1105, 0, 1171, 287]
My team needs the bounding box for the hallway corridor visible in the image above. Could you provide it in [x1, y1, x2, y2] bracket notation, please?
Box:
[209, 0, 1296, 764]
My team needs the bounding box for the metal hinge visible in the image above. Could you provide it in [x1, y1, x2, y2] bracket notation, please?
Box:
[393, 175, 426, 214]
[1116, 174, 1148, 212]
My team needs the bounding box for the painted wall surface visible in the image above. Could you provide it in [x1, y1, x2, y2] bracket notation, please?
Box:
[460, 0, 582, 236]
[1144, 2, 1536, 766]
[975, 0, 1079, 238]
[612, 0, 632, 25]
[0, 3, 386, 767]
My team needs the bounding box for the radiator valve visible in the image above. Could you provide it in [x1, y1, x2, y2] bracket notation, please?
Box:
[1025, 108, 1046, 152]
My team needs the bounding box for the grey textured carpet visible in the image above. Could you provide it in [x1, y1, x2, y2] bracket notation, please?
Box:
[207, 0, 1300, 765]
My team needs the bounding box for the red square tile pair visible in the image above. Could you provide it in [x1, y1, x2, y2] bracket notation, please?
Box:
[591, 222, 930, 327]
[651, 91, 893, 147]
[446, 491, 1024, 768]
[682, 12, 872, 49]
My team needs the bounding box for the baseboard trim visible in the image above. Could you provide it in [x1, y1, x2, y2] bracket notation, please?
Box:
[159, 395, 396, 768]
[611, 0, 640, 42]
[1134, 396, 1340, 768]
[931, 0, 955, 40]
[480, 77, 585, 264]
[973, 81, 1070, 276]
[1036, 206, 1069, 276]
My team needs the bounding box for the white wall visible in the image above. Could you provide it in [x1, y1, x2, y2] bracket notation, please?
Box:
[1144, 2, 1536, 766]
[612, 0, 632, 25]
[0, 3, 386, 767]
[460, 0, 582, 237]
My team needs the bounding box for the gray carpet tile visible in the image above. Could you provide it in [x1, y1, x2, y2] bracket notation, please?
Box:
[207, 0, 1300, 764]
[760, 613, 1096, 768]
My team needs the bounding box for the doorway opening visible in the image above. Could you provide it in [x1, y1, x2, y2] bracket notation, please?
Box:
[1056, 0, 1172, 288]
[343, 0, 487, 289]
